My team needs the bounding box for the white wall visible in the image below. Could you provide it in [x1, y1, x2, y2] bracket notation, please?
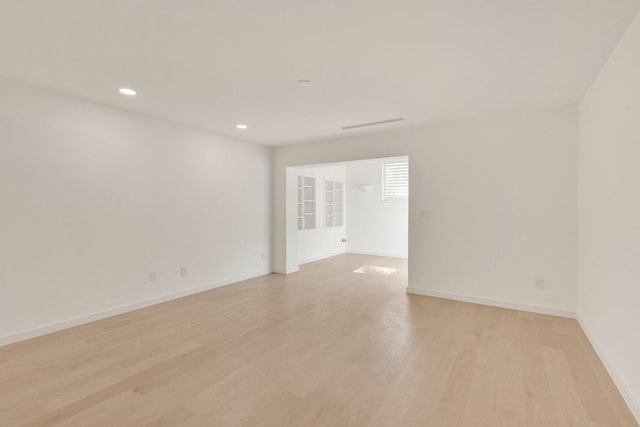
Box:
[273, 106, 578, 315]
[295, 164, 346, 264]
[345, 158, 408, 258]
[578, 11, 640, 421]
[0, 78, 271, 344]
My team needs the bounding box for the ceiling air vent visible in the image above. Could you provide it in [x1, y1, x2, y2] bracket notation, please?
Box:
[341, 117, 404, 130]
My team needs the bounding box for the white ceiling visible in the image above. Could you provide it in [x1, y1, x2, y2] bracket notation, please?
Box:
[1, 0, 638, 146]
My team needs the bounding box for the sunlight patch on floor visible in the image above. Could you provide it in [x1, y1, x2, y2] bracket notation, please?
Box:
[353, 265, 397, 276]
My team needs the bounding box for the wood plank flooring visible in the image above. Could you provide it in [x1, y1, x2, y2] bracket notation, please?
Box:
[0, 254, 637, 426]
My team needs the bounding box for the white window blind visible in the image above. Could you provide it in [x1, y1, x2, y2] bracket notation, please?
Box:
[383, 159, 409, 200]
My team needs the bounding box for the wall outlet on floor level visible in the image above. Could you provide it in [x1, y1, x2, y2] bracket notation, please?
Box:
[150, 272, 157, 282]
[180, 267, 188, 277]
[535, 279, 545, 290]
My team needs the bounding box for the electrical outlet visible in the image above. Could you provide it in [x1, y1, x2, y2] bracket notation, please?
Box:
[418, 209, 429, 219]
[150, 272, 157, 282]
[535, 279, 545, 290]
[261, 252, 265, 260]
[180, 267, 188, 277]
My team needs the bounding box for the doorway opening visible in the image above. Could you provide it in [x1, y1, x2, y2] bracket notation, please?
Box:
[285, 156, 409, 278]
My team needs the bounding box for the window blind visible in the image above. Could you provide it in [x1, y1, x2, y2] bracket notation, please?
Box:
[383, 160, 409, 200]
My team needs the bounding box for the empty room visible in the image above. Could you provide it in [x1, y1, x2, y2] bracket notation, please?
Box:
[1, 1, 639, 426]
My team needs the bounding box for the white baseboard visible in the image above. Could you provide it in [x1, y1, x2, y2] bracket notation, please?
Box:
[272, 266, 300, 274]
[299, 250, 346, 266]
[346, 250, 408, 259]
[0, 269, 271, 348]
[576, 315, 640, 424]
[406, 287, 576, 318]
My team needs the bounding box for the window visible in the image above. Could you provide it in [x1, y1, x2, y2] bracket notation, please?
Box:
[297, 176, 316, 230]
[383, 159, 409, 200]
[324, 179, 344, 228]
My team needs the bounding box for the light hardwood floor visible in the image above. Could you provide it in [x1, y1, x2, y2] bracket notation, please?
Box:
[0, 254, 637, 426]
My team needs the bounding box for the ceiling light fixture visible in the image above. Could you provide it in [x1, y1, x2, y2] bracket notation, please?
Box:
[297, 79, 312, 88]
[236, 124, 248, 130]
[118, 88, 137, 96]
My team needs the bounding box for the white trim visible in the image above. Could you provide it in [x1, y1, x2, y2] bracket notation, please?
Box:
[576, 315, 640, 424]
[272, 266, 300, 274]
[0, 269, 271, 348]
[346, 250, 408, 259]
[299, 250, 346, 266]
[406, 287, 576, 318]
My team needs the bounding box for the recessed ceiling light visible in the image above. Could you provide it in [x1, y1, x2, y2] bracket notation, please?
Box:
[236, 124, 248, 130]
[297, 79, 312, 88]
[118, 88, 137, 96]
